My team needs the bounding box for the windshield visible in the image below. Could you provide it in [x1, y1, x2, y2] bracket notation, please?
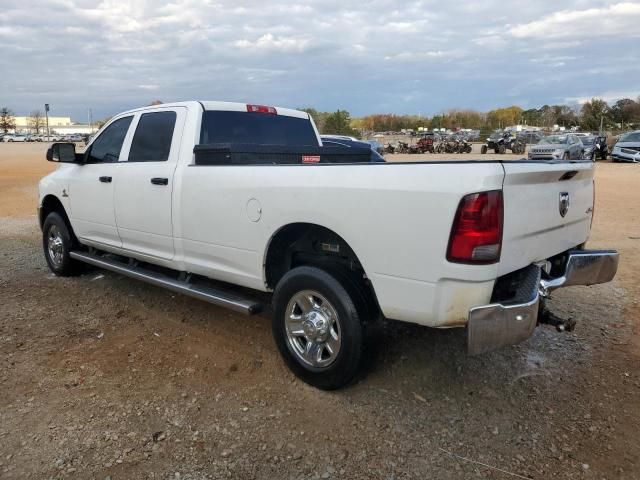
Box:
[200, 111, 318, 146]
[539, 135, 568, 144]
[619, 132, 640, 143]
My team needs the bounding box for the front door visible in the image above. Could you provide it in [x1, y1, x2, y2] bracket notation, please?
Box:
[114, 108, 185, 260]
[67, 116, 134, 247]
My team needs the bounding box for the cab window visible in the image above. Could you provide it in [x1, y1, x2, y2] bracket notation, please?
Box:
[128, 111, 176, 162]
[87, 116, 133, 163]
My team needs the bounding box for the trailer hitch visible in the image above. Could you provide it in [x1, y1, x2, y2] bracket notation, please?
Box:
[537, 302, 576, 332]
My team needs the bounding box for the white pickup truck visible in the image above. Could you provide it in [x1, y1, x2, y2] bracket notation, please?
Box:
[38, 101, 619, 389]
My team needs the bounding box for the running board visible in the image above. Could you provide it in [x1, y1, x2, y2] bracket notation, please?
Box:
[69, 251, 263, 315]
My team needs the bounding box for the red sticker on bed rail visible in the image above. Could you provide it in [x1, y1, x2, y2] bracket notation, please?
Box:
[302, 155, 321, 163]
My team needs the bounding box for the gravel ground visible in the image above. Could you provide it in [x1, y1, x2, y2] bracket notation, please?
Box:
[1, 145, 639, 479]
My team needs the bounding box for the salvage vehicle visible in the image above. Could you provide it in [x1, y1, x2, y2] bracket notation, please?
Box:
[594, 135, 609, 161]
[481, 131, 525, 155]
[38, 101, 618, 390]
[578, 135, 597, 161]
[611, 130, 640, 163]
[416, 133, 435, 153]
[528, 134, 584, 160]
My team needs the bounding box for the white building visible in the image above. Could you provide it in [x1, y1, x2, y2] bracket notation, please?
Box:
[13, 116, 94, 135]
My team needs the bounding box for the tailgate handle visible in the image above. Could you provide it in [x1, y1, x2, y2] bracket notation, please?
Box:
[559, 170, 578, 181]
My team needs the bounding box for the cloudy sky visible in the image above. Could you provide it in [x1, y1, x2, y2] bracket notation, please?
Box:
[1, 0, 639, 121]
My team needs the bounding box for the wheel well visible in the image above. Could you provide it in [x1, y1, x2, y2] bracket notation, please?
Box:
[39, 195, 78, 243]
[264, 223, 379, 313]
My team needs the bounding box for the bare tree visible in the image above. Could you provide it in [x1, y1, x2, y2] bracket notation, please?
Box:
[0, 107, 16, 133]
[27, 110, 44, 134]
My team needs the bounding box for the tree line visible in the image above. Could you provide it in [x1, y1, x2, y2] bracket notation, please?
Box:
[301, 97, 640, 136]
[2, 96, 639, 136]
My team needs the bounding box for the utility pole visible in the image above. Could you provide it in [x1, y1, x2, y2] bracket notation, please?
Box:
[599, 115, 604, 135]
[88, 108, 93, 133]
[45, 103, 50, 140]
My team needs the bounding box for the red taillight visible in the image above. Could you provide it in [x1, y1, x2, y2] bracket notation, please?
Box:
[447, 190, 503, 264]
[247, 104, 277, 114]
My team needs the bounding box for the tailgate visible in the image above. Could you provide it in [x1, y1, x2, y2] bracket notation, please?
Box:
[499, 161, 594, 276]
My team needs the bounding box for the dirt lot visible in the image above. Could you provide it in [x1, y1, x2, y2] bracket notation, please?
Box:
[1, 143, 639, 479]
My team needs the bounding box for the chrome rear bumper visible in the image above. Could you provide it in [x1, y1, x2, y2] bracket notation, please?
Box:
[468, 249, 619, 355]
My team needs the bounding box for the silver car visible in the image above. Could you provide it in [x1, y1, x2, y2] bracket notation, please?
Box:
[611, 130, 640, 163]
[528, 134, 584, 160]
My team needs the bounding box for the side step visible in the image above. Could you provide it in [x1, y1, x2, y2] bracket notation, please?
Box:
[70, 251, 263, 315]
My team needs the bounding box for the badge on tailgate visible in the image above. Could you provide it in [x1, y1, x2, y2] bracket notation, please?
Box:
[559, 192, 570, 218]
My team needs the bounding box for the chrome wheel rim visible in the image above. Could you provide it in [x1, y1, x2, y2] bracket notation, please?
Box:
[285, 290, 341, 368]
[47, 225, 64, 267]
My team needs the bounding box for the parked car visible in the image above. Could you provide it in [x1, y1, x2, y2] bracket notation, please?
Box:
[611, 130, 640, 163]
[579, 135, 597, 160]
[528, 134, 584, 160]
[2, 134, 28, 142]
[38, 101, 618, 389]
[321, 134, 359, 142]
[320, 136, 385, 162]
[66, 134, 85, 142]
[363, 139, 384, 156]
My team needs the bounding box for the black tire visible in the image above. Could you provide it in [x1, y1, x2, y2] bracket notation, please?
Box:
[563, 152, 570, 160]
[498, 145, 506, 154]
[481, 145, 487, 154]
[272, 266, 365, 390]
[42, 212, 83, 276]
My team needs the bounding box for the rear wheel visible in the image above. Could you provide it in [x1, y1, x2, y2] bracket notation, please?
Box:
[498, 145, 506, 154]
[481, 145, 487, 154]
[272, 266, 365, 390]
[563, 152, 570, 160]
[42, 212, 83, 276]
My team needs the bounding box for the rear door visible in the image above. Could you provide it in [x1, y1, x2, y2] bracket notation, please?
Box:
[68, 115, 133, 247]
[499, 160, 594, 275]
[114, 107, 186, 260]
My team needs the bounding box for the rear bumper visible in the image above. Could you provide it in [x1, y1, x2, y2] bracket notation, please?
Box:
[468, 249, 619, 355]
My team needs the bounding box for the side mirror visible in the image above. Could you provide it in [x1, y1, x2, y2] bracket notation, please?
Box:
[46, 142, 80, 163]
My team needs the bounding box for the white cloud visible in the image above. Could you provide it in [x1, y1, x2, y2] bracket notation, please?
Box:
[509, 2, 640, 39]
[0, 0, 639, 119]
[565, 90, 640, 104]
[234, 33, 311, 52]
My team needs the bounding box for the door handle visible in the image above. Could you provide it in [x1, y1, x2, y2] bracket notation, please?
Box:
[150, 177, 169, 186]
[99, 176, 112, 183]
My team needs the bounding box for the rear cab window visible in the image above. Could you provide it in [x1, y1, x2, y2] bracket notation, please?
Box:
[199, 110, 318, 146]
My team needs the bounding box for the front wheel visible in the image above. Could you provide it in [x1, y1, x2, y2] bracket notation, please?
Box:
[272, 266, 365, 390]
[42, 212, 83, 276]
